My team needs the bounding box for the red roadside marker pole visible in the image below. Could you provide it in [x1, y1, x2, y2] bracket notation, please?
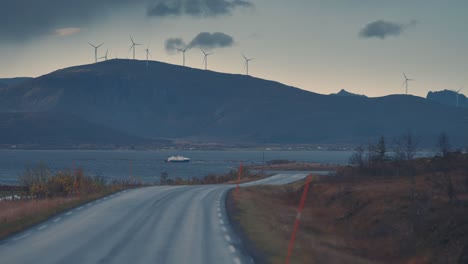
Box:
[236, 163, 243, 197]
[285, 175, 312, 264]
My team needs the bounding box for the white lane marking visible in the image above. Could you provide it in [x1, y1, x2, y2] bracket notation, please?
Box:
[217, 207, 221, 212]
[233, 257, 241, 264]
[77, 206, 83, 210]
[65, 211, 72, 216]
[13, 232, 31, 241]
[103, 197, 108, 200]
[222, 226, 227, 232]
[38, 224, 48, 231]
[53, 217, 61, 223]
[219, 219, 224, 225]
[225, 235, 231, 242]
[228, 245, 236, 253]
[217, 213, 222, 218]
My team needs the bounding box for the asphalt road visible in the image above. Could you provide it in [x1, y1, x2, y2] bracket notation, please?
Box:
[0, 173, 309, 264]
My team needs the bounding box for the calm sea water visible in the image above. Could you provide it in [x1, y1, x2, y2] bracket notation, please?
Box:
[0, 150, 353, 185]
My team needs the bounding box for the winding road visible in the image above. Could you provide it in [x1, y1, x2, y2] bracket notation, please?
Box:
[0, 173, 308, 264]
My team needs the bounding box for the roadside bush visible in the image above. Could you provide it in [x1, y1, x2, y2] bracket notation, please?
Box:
[19, 162, 116, 199]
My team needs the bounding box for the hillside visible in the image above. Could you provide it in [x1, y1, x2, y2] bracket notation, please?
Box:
[0, 59, 467, 147]
[0, 112, 151, 147]
[427, 89, 468, 108]
[0, 77, 33, 88]
[330, 89, 367, 97]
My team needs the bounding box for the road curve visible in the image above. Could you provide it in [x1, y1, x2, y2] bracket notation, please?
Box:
[0, 173, 308, 264]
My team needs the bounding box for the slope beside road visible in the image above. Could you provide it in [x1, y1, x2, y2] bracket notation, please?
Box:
[0, 173, 309, 264]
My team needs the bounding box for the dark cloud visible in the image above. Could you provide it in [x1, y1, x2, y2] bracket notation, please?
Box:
[0, 0, 149, 43]
[147, 0, 253, 17]
[0, 0, 252, 43]
[359, 20, 417, 39]
[165, 38, 187, 53]
[188, 32, 234, 49]
[165, 32, 235, 53]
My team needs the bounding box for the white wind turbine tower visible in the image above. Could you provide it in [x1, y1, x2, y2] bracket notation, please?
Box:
[401, 72, 414, 95]
[242, 53, 254, 75]
[177, 47, 189, 66]
[99, 49, 109, 61]
[129, 35, 142, 60]
[88, 42, 103, 63]
[453, 87, 463, 107]
[200, 48, 214, 70]
[144, 48, 151, 68]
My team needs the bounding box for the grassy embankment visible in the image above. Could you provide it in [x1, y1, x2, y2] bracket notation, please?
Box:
[0, 163, 142, 240]
[228, 153, 468, 264]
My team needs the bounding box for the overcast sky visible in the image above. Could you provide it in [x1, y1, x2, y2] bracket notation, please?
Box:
[0, 0, 467, 97]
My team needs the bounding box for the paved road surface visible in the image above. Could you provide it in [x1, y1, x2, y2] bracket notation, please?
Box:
[0, 173, 309, 264]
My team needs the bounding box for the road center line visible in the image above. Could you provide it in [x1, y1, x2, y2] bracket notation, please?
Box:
[77, 206, 83, 210]
[222, 227, 227, 232]
[233, 257, 242, 264]
[219, 219, 224, 225]
[53, 217, 61, 223]
[225, 235, 231, 242]
[38, 224, 48, 231]
[65, 211, 72, 216]
[228, 245, 236, 253]
[13, 232, 30, 241]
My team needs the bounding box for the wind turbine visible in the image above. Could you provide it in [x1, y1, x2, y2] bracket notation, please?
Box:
[401, 72, 414, 95]
[177, 47, 189, 66]
[88, 42, 103, 63]
[144, 48, 151, 68]
[242, 53, 254, 75]
[99, 49, 109, 61]
[200, 48, 214, 70]
[453, 87, 463, 107]
[129, 35, 142, 60]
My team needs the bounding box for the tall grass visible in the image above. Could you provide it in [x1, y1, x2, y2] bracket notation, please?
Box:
[0, 162, 142, 239]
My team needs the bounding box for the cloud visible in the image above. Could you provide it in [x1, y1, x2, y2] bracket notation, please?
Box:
[0, 0, 251, 43]
[54, 27, 82, 37]
[165, 38, 187, 53]
[0, 0, 148, 43]
[147, 0, 253, 17]
[188, 32, 234, 49]
[165, 32, 235, 53]
[359, 20, 417, 39]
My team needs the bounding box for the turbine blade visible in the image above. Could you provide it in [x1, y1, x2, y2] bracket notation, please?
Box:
[130, 35, 134, 43]
[403, 72, 407, 79]
[97, 43, 104, 48]
[88, 42, 96, 48]
[400, 80, 406, 88]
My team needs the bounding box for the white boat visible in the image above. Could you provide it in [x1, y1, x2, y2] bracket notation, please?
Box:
[166, 155, 190, 163]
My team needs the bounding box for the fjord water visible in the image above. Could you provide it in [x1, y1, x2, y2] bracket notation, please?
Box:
[0, 150, 353, 185]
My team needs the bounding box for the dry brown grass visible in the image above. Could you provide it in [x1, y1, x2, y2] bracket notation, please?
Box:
[0, 190, 124, 240]
[229, 172, 468, 264]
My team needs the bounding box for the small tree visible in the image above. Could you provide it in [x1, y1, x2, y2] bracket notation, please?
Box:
[403, 131, 418, 161]
[349, 145, 366, 168]
[372, 136, 389, 162]
[437, 132, 451, 158]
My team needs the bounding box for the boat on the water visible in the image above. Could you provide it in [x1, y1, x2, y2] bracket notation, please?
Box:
[166, 156, 190, 163]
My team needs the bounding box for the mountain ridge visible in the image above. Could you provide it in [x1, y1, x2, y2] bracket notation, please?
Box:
[1, 59, 467, 147]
